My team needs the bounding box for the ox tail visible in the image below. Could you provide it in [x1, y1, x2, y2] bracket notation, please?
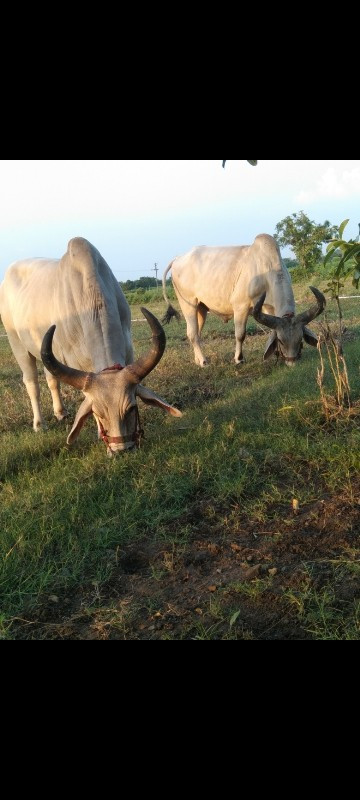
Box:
[162, 260, 180, 324]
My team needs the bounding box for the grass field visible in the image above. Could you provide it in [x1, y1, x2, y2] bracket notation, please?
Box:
[1, 281, 359, 639]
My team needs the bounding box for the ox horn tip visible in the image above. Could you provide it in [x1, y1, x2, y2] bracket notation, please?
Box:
[140, 306, 157, 324]
[41, 324, 56, 354]
[253, 292, 266, 313]
[140, 307, 166, 339]
[309, 286, 326, 306]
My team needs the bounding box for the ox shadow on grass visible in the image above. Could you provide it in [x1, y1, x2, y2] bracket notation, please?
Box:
[0, 437, 67, 484]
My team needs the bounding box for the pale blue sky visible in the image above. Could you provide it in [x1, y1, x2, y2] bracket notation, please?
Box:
[0, 160, 359, 283]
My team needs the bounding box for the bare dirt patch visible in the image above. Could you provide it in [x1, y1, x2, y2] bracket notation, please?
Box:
[11, 482, 360, 640]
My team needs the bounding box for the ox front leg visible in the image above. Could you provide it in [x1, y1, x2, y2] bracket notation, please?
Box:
[44, 369, 69, 421]
[22, 354, 44, 430]
[234, 312, 247, 364]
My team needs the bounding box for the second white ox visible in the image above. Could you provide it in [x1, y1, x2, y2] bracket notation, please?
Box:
[0, 237, 182, 455]
[162, 234, 325, 367]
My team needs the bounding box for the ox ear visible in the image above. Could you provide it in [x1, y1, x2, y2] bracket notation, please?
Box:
[67, 398, 93, 444]
[136, 384, 182, 417]
[303, 326, 318, 347]
[263, 331, 278, 361]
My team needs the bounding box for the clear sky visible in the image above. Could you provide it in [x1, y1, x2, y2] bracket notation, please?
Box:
[0, 160, 359, 284]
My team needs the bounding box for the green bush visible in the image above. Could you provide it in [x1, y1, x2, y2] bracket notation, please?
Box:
[124, 286, 176, 305]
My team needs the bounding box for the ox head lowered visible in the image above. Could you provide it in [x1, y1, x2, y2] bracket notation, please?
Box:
[252, 286, 325, 367]
[41, 307, 182, 456]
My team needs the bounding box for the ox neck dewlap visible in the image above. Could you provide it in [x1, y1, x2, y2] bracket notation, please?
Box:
[99, 363, 144, 448]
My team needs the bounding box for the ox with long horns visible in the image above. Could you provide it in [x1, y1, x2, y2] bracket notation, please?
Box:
[162, 234, 325, 366]
[252, 285, 325, 366]
[0, 237, 181, 455]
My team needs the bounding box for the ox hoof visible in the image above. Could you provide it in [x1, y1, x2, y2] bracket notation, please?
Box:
[55, 410, 69, 421]
[234, 357, 246, 366]
[34, 422, 46, 432]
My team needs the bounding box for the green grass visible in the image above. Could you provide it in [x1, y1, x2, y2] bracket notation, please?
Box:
[1, 280, 360, 639]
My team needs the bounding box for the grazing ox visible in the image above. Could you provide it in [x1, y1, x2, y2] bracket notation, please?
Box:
[0, 237, 181, 455]
[162, 234, 325, 367]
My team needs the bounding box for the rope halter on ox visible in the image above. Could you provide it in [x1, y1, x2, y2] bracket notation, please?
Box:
[98, 363, 144, 449]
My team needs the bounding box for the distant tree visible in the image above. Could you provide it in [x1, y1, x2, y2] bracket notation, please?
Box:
[137, 276, 157, 289]
[282, 257, 298, 271]
[120, 276, 171, 292]
[274, 211, 338, 273]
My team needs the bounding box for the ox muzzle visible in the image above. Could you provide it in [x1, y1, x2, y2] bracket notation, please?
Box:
[98, 405, 144, 455]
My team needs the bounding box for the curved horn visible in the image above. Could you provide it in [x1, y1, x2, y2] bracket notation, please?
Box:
[252, 293, 282, 330]
[126, 308, 166, 382]
[296, 286, 326, 325]
[41, 325, 93, 390]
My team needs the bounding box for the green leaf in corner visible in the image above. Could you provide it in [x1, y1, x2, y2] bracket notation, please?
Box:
[339, 219, 350, 239]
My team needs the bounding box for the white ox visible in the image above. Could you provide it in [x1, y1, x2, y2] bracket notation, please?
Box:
[162, 234, 325, 367]
[0, 237, 182, 455]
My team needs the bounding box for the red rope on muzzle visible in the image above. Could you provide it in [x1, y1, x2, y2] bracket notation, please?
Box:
[99, 364, 145, 447]
[97, 363, 144, 449]
[98, 409, 144, 449]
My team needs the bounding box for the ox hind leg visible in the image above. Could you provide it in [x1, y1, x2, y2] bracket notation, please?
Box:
[177, 295, 208, 366]
[197, 302, 208, 337]
[234, 306, 249, 364]
[44, 368, 69, 422]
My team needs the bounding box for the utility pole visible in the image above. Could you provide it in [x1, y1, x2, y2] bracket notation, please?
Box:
[152, 262, 159, 288]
